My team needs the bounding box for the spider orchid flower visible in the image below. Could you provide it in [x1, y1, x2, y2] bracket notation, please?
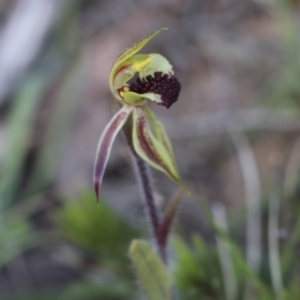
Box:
[93, 28, 187, 201]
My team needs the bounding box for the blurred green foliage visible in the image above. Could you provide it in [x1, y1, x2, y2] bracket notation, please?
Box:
[267, 1, 300, 113]
[57, 191, 142, 272]
[171, 194, 300, 300]
[173, 235, 223, 300]
[0, 217, 36, 268]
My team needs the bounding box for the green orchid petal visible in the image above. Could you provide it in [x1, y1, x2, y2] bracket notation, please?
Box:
[143, 106, 189, 194]
[138, 92, 163, 105]
[139, 54, 174, 79]
[124, 91, 169, 107]
[123, 91, 145, 106]
[113, 54, 151, 91]
[143, 106, 174, 160]
[109, 28, 168, 93]
[93, 105, 133, 201]
[132, 108, 187, 191]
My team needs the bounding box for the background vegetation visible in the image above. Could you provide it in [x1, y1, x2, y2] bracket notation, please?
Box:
[1, 0, 300, 299]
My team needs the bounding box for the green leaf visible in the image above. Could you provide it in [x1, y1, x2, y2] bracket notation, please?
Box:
[129, 240, 172, 300]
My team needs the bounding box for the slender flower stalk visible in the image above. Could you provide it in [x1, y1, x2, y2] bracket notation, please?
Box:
[93, 28, 188, 261]
[132, 155, 164, 258]
[133, 156, 159, 234]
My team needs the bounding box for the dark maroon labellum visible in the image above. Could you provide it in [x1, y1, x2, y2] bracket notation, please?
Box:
[129, 71, 181, 108]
